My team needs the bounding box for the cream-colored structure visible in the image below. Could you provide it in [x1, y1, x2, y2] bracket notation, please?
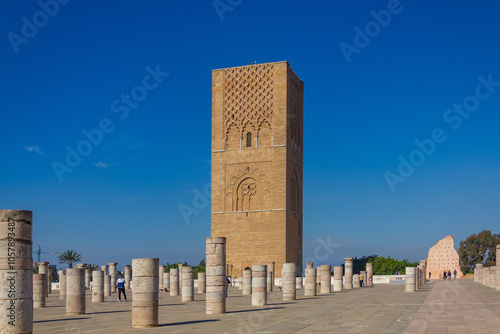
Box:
[206, 237, 226, 315]
[37, 262, 49, 297]
[92, 270, 104, 303]
[181, 266, 194, 302]
[124, 266, 131, 290]
[426, 235, 464, 279]
[170, 268, 179, 296]
[242, 269, 252, 295]
[159, 265, 164, 291]
[0, 210, 33, 334]
[33, 274, 46, 308]
[132, 258, 159, 328]
[252, 265, 267, 306]
[304, 262, 316, 297]
[198, 272, 206, 293]
[211, 61, 304, 278]
[405, 267, 416, 292]
[164, 272, 170, 292]
[108, 263, 117, 293]
[320, 265, 331, 294]
[282, 263, 296, 300]
[59, 270, 66, 300]
[333, 266, 343, 292]
[66, 268, 85, 314]
[344, 258, 353, 289]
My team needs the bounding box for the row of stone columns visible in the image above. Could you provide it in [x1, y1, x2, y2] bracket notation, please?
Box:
[405, 263, 428, 292]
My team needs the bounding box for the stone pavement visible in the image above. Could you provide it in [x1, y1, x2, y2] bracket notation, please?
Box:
[33, 280, 500, 333]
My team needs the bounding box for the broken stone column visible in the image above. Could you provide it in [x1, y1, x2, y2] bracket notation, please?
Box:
[282, 263, 296, 301]
[170, 268, 179, 296]
[159, 265, 164, 291]
[320, 265, 331, 294]
[333, 266, 343, 292]
[92, 270, 104, 303]
[66, 267, 85, 314]
[182, 266, 194, 302]
[59, 270, 66, 300]
[206, 237, 226, 315]
[0, 210, 33, 334]
[124, 265, 131, 290]
[415, 268, 420, 291]
[295, 276, 303, 289]
[38, 262, 49, 297]
[304, 264, 316, 296]
[252, 265, 267, 306]
[361, 271, 367, 287]
[101, 265, 110, 297]
[85, 269, 91, 289]
[266, 270, 273, 292]
[132, 258, 159, 328]
[108, 263, 117, 293]
[405, 267, 416, 292]
[366, 263, 373, 287]
[33, 273, 46, 308]
[475, 263, 483, 283]
[198, 272, 206, 293]
[344, 258, 353, 289]
[243, 268, 252, 295]
[353, 273, 360, 288]
[164, 272, 170, 292]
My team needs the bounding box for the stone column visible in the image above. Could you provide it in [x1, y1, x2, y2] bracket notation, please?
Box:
[182, 266, 194, 302]
[198, 272, 206, 293]
[243, 269, 252, 295]
[295, 276, 303, 289]
[361, 271, 367, 287]
[66, 268, 85, 314]
[497, 246, 500, 291]
[170, 268, 179, 296]
[38, 262, 49, 297]
[164, 272, 170, 292]
[92, 270, 104, 303]
[482, 267, 489, 286]
[353, 273, 360, 288]
[124, 265, 131, 290]
[159, 265, 164, 291]
[405, 267, 416, 292]
[267, 261, 275, 289]
[366, 263, 373, 287]
[320, 265, 331, 294]
[132, 258, 159, 328]
[282, 263, 296, 301]
[33, 273, 46, 308]
[46, 267, 52, 295]
[475, 263, 483, 283]
[415, 268, 420, 291]
[0, 210, 33, 334]
[333, 266, 343, 292]
[266, 270, 273, 292]
[344, 258, 353, 289]
[85, 269, 91, 289]
[252, 265, 267, 306]
[59, 270, 66, 300]
[304, 264, 316, 296]
[108, 263, 117, 293]
[488, 267, 496, 289]
[101, 265, 110, 297]
[206, 237, 226, 315]
[178, 263, 184, 291]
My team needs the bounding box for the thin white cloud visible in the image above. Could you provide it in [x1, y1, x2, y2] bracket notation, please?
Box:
[94, 162, 119, 168]
[24, 146, 43, 155]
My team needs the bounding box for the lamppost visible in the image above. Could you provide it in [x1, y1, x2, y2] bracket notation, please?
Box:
[230, 264, 233, 281]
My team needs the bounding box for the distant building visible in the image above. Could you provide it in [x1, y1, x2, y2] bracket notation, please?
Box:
[426, 235, 464, 279]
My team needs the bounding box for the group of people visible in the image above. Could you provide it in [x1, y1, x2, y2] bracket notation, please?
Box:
[442, 269, 458, 280]
[358, 272, 373, 287]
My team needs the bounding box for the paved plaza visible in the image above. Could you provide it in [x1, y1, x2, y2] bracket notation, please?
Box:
[32, 279, 500, 333]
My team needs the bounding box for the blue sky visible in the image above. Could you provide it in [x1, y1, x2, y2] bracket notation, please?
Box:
[1, 1, 499, 271]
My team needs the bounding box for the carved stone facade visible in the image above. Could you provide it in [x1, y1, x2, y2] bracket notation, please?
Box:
[211, 61, 303, 277]
[426, 235, 464, 279]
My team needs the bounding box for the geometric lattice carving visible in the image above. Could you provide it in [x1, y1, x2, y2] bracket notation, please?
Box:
[224, 64, 274, 148]
[287, 66, 303, 153]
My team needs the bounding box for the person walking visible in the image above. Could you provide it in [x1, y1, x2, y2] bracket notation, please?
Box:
[358, 273, 364, 287]
[368, 273, 373, 287]
[116, 274, 127, 302]
[442, 270, 447, 280]
[453, 269, 457, 279]
[429, 272, 431, 280]
[447, 270, 452, 280]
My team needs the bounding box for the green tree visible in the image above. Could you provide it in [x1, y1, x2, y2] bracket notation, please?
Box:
[58, 250, 83, 268]
[86, 264, 99, 272]
[458, 230, 500, 273]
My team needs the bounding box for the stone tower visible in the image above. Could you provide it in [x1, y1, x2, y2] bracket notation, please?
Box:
[211, 61, 303, 278]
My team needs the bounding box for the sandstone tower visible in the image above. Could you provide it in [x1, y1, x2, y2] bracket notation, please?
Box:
[426, 235, 464, 279]
[211, 61, 303, 277]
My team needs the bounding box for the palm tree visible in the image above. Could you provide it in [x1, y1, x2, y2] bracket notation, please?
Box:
[86, 264, 99, 272]
[58, 250, 83, 268]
